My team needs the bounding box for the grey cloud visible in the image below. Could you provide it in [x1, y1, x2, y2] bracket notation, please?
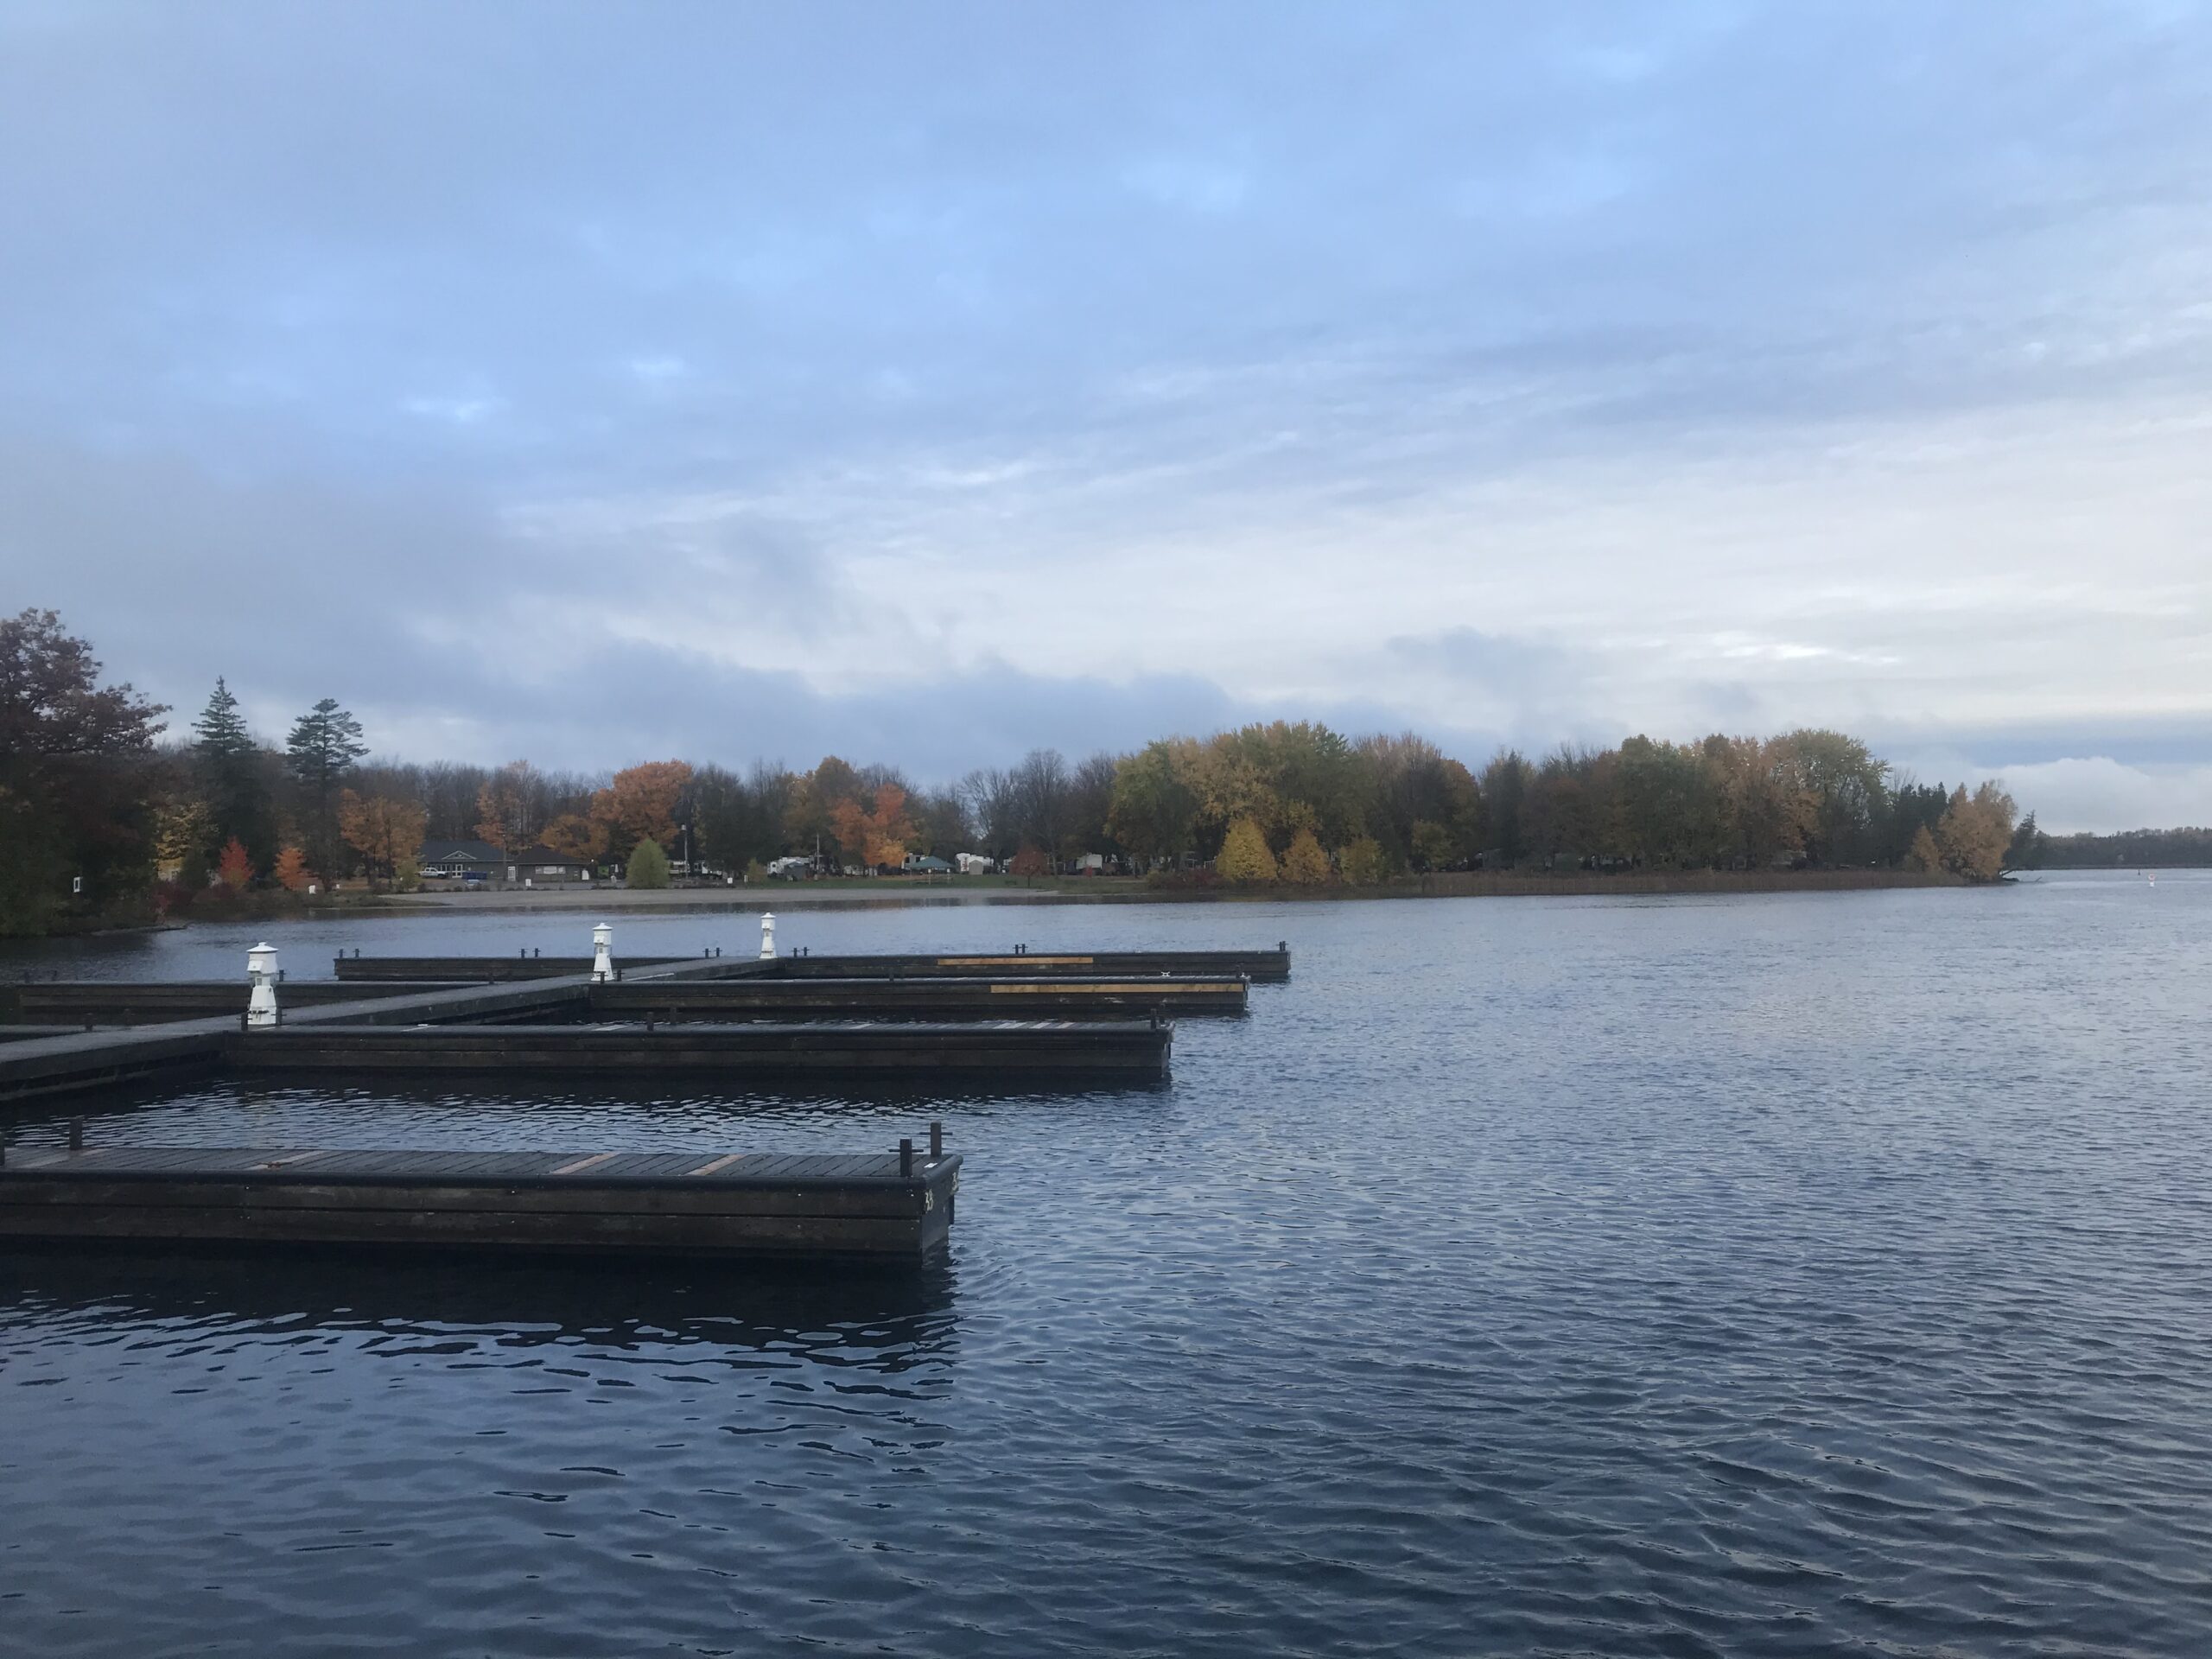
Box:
[2, 2, 2209, 810]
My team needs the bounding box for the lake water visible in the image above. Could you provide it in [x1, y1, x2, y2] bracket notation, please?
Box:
[3, 874, 2209, 1656]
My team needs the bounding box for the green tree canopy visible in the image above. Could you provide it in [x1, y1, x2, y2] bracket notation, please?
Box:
[626, 837, 671, 889]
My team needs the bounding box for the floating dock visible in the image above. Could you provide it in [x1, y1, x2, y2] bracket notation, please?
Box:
[331, 945, 1294, 984]
[0, 1136, 959, 1258]
[588, 974, 1247, 1020]
[2, 931, 1281, 1103]
[10, 980, 459, 1024]
[224, 1019, 1172, 1078]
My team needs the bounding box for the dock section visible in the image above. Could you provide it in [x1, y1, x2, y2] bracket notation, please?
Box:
[0, 1139, 959, 1258]
[332, 945, 1294, 984]
[588, 974, 1247, 1020]
[225, 1019, 1172, 1078]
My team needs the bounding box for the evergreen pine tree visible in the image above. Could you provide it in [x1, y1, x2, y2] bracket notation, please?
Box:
[286, 697, 367, 879]
[193, 677, 275, 870]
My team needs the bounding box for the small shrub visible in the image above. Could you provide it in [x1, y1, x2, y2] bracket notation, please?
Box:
[627, 838, 671, 889]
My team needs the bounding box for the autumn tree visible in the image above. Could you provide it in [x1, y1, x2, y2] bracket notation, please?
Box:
[285, 697, 367, 880]
[830, 783, 918, 871]
[592, 760, 693, 860]
[1935, 782, 2016, 882]
[1338, 836, 1389, 886]
[152, 789, 213, 889]
[474, 760, 545, 864]
[785, 756, 865, 863]
[542, 812, 609, 863]
[272, 845, 314, 891]
[1007, 842, 1050, 879]
[1108, 740, 1201, 870]
[0, 610, 168, 933]
[1279, 827, 1333, 886]
[1409, 819, 1456, 872]
[216, 837, 253, 889]
[1216, 817, 1277, 884]
[1904, 823, 1942, 874]
[341, 790, 429, 888]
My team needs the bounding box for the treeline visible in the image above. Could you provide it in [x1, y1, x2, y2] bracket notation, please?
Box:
[2040, 827, 2212, 868]
[3, 609, 2048, 936]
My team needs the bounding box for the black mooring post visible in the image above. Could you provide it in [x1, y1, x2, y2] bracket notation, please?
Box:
[68, 1120, 83, 1151]
[929, 1121, 943, 1161]
[899, 1138, 914, 1177]
[239, 1010, 249, 1034]
[1280, 939, 1287, 953]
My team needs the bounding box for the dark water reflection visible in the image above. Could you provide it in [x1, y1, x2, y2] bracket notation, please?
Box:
[4, 876, 2211, 1655]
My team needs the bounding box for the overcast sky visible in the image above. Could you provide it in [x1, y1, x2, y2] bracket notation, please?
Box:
[3, 2, 2209, 830]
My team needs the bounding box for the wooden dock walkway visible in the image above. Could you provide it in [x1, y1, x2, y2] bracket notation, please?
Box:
[331, 945, 1294, 984]
[2, 936, 1277, 1102]
[0, 1138, 960, 1258]
[588, 974, 1248, 1020]
[10, 980, 459, 1023]
[224, 1019, 1173, 1077]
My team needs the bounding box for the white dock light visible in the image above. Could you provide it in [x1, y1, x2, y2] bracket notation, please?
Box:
[245, 942, 280, 1028]
[760, 912, 777, 959]
[590, 922, 613, 983]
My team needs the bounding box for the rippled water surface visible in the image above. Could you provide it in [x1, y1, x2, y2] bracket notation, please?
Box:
[4, 876, 2210, 1656]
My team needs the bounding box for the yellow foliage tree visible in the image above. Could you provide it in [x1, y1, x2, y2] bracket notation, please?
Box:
[1338, 836, 1389, 886]
[340, 790, 429, 888]
[1279, 826, 1332, 885]
[1904, 823, 1942, 874]
[1935, 782, 2016, 882]
[1215, 817, 1277, 884]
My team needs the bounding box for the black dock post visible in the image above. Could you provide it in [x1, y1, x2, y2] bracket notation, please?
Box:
[899, 1137, 914, 1177]
[68, 1120, 83, 1151]
[929, 1120, 943, 1162]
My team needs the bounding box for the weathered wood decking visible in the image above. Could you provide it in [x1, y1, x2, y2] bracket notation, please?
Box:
[3, 938, 1277, 1103]
[588, 974, 1248, 1020]
[0, 1140, 960, 1257]
[10, 980, 457, 1023]
[331, 945, 1294, 984]
[225, 1019, 1172, 1077]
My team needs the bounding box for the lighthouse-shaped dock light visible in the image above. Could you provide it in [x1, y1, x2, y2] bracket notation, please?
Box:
[760, 912, 777, 960]
[590, 922, 614, 983]
[245, 942, 280, 1028]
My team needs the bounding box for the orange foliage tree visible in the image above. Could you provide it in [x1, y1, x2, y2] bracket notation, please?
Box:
[272, 845, 314, 891]
[216, 837, 253, 889]
[590, 760, 693, 859]
[830, 784, 917, 872]
[542, 812, 609, 862]
[474, 760, 543, 859]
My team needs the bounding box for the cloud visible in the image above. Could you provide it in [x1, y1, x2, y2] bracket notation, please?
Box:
[0, 3, 2208, 826]
[1946, 759, 2212, 837]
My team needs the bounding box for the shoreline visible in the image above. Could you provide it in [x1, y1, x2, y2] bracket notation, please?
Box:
[324, 867, 1969, 918]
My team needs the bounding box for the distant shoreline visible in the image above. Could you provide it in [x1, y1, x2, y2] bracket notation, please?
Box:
[325, 866, 1973, 917]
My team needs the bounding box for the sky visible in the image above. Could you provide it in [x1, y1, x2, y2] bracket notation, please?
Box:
[3, 2, 2209, 833]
